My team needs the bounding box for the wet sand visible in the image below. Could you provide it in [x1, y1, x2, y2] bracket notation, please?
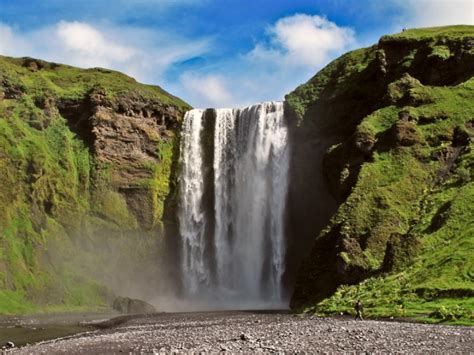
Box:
[3, 311, 473, 353]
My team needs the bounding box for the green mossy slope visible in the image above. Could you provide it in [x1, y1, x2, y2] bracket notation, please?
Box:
[0, 56, 189, 109]
[289, 26, 474, 325]
[0, 56, 188, 314]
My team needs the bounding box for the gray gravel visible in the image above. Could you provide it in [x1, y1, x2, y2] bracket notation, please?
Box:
[7, 311, 474, 354]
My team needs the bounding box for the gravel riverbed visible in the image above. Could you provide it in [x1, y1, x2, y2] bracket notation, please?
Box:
[6, 311, 473, 354]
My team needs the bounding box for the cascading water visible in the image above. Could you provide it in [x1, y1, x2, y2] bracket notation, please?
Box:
[178, 102, 289, 309]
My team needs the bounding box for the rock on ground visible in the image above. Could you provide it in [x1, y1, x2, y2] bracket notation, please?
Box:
[8, 311, 473, 354]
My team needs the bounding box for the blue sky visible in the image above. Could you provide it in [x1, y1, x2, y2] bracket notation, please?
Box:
[0, 0, 473, 107]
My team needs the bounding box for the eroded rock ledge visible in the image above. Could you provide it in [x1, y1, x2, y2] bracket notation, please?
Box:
[58, 87, 185, 229]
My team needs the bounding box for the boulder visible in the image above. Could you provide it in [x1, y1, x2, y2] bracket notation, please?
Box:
[112, 296, 156, 314]
[353, 127, 377, 155]
[380, 120, 422, 148]
[385, 73, 422, 104]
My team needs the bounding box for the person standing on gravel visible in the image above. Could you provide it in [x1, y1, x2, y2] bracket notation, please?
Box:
[354, 299, 364, 320]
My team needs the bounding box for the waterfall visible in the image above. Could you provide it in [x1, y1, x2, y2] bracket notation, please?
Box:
[177, 102, 289, 309]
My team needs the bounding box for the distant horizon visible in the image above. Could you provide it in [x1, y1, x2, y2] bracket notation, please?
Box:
[0, 0, 473, 107]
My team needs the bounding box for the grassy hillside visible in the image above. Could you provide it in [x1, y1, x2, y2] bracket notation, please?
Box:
[0, 56, 189, 108]
[382, 25, 474, 40]
[289, 26, 474, 325]
[0, 56, 188, 314]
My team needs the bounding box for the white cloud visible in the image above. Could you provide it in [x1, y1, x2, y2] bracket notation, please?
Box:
[395, 0, 474, 28]
[0, 24, 29, 55]
[0, 21, 210, 86]
[0, 24, 15, 54]
[248, 14, 355, 69]
[179, 73, 235, 108]
[56, 21, 135, 63]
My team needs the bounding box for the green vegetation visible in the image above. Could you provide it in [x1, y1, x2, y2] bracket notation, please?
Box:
[290, 26, 474, 325]
[429, 45, 451, 60]
[93, 190, 138, 228]
[0, 55, 187, 314]
[308, 150, 474, 325]
[0, 97, 92, 309]
[286, 46, 376, 120]
[143, 136, 180, 228]
[0, 56, 190, 109]
[381, 25, 474, 40]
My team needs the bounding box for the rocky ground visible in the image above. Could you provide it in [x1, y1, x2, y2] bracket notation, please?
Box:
[4, 311, 473, 354]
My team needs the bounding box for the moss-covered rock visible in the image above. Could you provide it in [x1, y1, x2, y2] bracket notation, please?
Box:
[289, 25, 474, 324]
[0, 55, 190, 314]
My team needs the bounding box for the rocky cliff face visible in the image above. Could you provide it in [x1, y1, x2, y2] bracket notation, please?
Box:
[0, 56, 189, 313]
[287, 26, 474, 323]
[59, 87, 184, 229]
